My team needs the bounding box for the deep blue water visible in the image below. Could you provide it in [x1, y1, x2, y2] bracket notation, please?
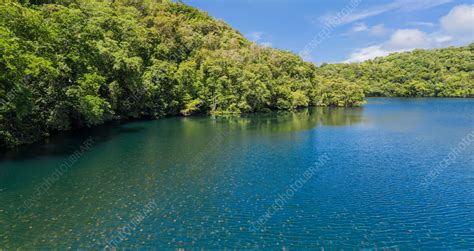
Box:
[0, 98, 473, 249]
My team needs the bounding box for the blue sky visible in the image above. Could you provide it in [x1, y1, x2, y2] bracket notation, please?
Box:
[182, 0, 474, 64]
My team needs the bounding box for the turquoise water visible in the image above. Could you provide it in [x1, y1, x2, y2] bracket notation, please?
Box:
[0, 98, 473, 249]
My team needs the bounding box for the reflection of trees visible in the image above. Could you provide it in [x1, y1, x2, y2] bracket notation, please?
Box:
[2, 107, 363, 162]
[205, 107, 364, 134]
[314, 107, 364, 127]
[171, 107, 365, 202]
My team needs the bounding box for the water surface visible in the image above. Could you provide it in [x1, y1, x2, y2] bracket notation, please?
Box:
[1, 98, 473, 249]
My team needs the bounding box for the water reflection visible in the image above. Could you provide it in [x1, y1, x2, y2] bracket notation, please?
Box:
[0, 107, 363, 161]
[1, 99, 473, 249]
[0, 122, 147, 162]
[181, 106, 364, 134]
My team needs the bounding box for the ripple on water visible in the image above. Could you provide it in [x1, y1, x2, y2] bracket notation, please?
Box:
[1, 100, 474, 249]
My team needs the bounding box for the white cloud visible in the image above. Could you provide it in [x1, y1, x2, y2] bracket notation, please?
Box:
[350, 23, 387, 36]
[385, 29, 429, 50]
[396, 0, 453, 11]
[435, 4, 474, 46]
[321, 3, 393, 25]
[440, 4, 474, 35]
[247, 31, 263, 42]
[434, 35, 453, 43]
[352, 23, 369, 32]
[344, 45, 392, 63]
[327, 6, 392, 25]
[344, 4, 474, 63]
[322, 0, 452, 25]
[369, 24, 387, 36]
[408, 21, 435, 27]
[345, 29, 428, 63]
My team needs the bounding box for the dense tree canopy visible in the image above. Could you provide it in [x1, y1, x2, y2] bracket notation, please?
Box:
[0, 0, 472, 148]
[316, 45, 474, 98]
[0, 0, 366, 147]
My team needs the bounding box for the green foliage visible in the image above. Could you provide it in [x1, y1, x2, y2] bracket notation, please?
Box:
[0, 0, 383, 148]
[314, 78, 365, 107]
[66, 72, 113, 126]
[1, 0, 471, 148]
[316, 46, 474, 98]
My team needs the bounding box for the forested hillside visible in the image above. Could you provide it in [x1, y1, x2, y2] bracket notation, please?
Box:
[0, 0, 472, 148]
[317, 45, 474, 97]
[0, 0, 365, 147]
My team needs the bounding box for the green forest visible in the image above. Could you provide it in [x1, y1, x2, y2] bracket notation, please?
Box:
[0, 0, 473, 148]
[316, 45, 474, 98]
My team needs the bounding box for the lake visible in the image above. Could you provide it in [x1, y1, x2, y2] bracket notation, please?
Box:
[1, 98, 473, 249]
